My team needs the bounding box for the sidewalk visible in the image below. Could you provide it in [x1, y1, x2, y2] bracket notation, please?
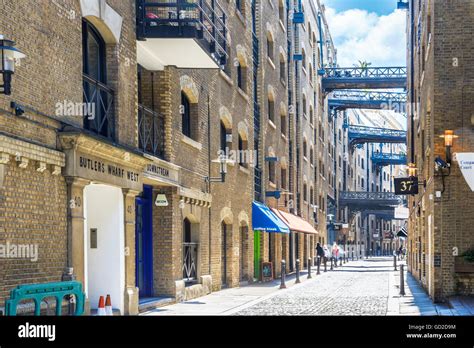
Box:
[387, 260, 472, 316]
[142, 261, 334, 315]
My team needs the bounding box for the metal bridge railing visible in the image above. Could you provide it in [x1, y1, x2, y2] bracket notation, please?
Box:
[324, 66, 407, 79]
[330, 90, 407, 102]
[348, 125, 407, 138]
[371, 152, 407, 164]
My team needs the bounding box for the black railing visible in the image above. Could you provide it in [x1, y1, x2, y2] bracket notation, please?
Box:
[83, 74, 115, 140]
[183, 242, 198, 282]
[137, 0, 228, 65]
[138, 104, 165, 159]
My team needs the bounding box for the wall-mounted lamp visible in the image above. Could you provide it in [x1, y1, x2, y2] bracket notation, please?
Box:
[0, 35, 26, 95]
[206, 154, 228, 183]
[407, 163, 417, 177]
[439, 130, 458, 165]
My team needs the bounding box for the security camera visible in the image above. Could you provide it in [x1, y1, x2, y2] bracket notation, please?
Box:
[10, 102, 25, 116]
[434, 156, 449, 169]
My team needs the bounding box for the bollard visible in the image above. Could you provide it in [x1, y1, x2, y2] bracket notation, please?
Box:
[280, 260, 287, 289]
[393, 255, 397, 271]
[307, 258, 312, 279]
[324, 257, 327, 272]
[330, 257, 333, 271]
[295, 259, 301, 283]
[400, 264, 406, 296]
[317, 256, 321, 275]
[340, 257, 343, 266]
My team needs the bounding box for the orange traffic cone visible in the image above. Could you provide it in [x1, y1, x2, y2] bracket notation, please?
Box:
[105, 294, 113, 316]
[97, 296, 106, 316]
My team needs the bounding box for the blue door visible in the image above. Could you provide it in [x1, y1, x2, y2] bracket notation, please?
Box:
[135, 185, 153, 298]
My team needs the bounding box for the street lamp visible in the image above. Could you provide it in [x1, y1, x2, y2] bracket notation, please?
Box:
[0, 35, 26, 95]
[407, 163, 417, 177]
[207, 153, 228, 183]
[439, 129, 458, 165]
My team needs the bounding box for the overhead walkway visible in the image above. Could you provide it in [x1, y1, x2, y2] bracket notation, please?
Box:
[328, 90, 406, 111]
[339, 191, 402, 210]
[322, 67, 407, 91]
[348, 125, 407, 147]
[371, 152, 407, 166]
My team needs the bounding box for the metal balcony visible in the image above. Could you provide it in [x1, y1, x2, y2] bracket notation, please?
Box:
[136, 0, 228, 69]
[138, 104, 166, 159]
[361, 209, 396, 220]
[371, 152, 407, 166]
[339, 191, 402, 210]
[328, 90, 406, 112]
[348, 125, 407, 147]
[322, 67, 407, 91]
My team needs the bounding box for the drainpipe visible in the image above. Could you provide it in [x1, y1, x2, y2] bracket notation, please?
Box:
[409, 0, 415, 163]
[208, 93, 212, 275]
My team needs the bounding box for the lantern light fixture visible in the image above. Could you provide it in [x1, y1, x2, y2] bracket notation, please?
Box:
[439, 130, 458, 164]
[0, 35, 26, 95]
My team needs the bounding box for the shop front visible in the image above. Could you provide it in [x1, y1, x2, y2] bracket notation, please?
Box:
[251, 201, 289, 280]
[60, 133, 148, 315]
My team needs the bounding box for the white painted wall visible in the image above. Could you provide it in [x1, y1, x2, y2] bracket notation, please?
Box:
[84, 184, 125, 314]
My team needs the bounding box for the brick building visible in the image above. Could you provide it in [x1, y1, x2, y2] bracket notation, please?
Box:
[405, 0, 474, 301]
[0, 0, 338, 315]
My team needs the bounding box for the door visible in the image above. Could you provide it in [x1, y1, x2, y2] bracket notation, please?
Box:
[221, 222, 228, 287]
[135, 185, 153, 298]
[253, 231, 261, 280]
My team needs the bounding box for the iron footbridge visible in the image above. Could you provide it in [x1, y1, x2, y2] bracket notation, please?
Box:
[322, 67, 407, 91]
[328, 90, 407, 112]
[371, 152, 407, 166]
[348, 125, 407, 147]
[339, 191, 403, 210]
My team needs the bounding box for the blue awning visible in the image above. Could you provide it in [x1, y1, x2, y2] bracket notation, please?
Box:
[252, 201, 290, 233]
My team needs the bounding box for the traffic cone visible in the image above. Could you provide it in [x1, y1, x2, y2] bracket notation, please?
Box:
[97, 296, 106, 316]
[105, 294, 113, 316]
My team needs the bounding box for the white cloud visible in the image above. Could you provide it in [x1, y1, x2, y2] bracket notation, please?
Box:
[325, 7, 407, 67]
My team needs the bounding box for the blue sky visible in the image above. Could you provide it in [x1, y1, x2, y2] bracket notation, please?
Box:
[321, 0, 406, 67]
[322, 0, 400, 16]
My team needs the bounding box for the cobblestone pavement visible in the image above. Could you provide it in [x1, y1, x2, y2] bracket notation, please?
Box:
[235, 257, 394, 316]
[144, 256, 457, 316]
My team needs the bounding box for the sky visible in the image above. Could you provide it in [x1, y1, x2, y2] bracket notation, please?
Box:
[321, 0, 407, 67]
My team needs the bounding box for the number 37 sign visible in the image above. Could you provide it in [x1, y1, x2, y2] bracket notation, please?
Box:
[394, 177, 419, 195]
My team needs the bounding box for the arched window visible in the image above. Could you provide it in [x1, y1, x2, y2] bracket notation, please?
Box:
[361, 177, 365, 188]
[310, 146, 314, 165]
[220, 121, 227, 152]
[83, 19, 114, 139]
[278, 0, 285, 23]
[238, 134, 248, 167]
[181, 92, 192, 138]
[281, 167, 287, 189]
[301, 48, 306, 70]
[280, 112, 286, 136]
[303, 182, 308, 202]
[268, 96, 275, 123]
[303, 138, 308, 158]
[267, 35, 274, 61]
[279, 54, 286, 82]
[237, 62, 247, 91]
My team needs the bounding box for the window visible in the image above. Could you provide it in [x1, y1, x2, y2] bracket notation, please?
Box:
[303, 183, 308, 202]
[224, 48, 232, 77]
[280, 113, 286, 136]
[310, 146, 314, 166]
[267, 36, 274, 61]
[302, 48, 306, 70]
[303, 139, 308, 158]
[278, 0, 285, 24]
[338, 129, 342, 142]
[238, 134, 248, 167]
[281, 168, 287, 189]
[302, 94, 307, 115]
[361, 158, 364, 169]
[83, 19, 114, 139]
[268, 98, 275, 123]
[181, 92, 192, 138]
[309, 105, 314, 125]
[338, 155, 342, 168]
[279, 55, 286, 82]
[310, 187, 314, 205]
[268, 161, 276, 183]
[237, 62, 247, 92]
[220, 121, 228, 152]
[361, 178, 364, 189]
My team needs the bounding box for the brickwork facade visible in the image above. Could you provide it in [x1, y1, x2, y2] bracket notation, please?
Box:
[407, 0, 474, 301]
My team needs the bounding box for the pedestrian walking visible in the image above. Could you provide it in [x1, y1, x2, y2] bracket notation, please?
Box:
[316, 242, 324, 274]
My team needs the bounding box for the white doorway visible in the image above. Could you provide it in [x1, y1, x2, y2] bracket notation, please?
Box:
[84, 184, 125, 314]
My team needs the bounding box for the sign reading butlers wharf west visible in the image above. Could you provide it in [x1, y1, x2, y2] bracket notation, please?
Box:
[59, 134, 145, 191]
